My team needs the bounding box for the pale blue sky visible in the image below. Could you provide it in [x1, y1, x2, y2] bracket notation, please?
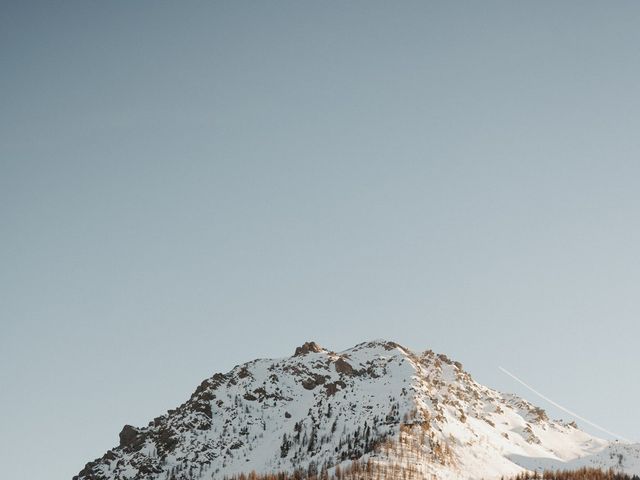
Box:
[1, 2, 639, 479]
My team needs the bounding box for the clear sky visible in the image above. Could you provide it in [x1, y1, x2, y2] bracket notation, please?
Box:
[1, 2, 639, 479]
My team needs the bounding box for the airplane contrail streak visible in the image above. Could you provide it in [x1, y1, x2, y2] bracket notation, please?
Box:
[498, 366, 630, 442]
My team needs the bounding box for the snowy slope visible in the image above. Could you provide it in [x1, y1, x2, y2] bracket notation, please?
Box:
[509, 441, 640, 475]
[74, 340, 637, 480]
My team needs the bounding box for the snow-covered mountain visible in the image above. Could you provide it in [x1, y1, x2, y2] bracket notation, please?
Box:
[75, 340, 639, 480]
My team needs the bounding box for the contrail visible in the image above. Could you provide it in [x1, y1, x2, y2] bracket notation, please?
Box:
[498, 366, 630, 442]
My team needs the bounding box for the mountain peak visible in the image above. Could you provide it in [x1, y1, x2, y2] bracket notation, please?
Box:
[74, 339, 636, 480]
[293, 341, 325, 356]
[349, 338, 404, 352]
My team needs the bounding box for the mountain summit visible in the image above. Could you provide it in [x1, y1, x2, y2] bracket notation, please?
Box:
[75, 340, 638, 480]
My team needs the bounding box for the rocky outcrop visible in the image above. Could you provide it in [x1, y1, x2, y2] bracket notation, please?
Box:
[119, 425, 143, 450]
[293, 341, 324, 356]
[334, 358, 355, 375]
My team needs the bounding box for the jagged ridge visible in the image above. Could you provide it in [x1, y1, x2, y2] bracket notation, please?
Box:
[75, 340, 638, 480]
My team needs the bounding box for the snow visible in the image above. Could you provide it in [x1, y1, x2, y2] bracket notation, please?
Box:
[75, 340, 639, 480]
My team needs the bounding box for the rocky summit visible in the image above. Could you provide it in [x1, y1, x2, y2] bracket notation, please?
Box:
[75, 340, 640, 480]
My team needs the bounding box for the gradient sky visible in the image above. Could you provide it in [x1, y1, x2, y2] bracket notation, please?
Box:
[2, 2, 640, 479]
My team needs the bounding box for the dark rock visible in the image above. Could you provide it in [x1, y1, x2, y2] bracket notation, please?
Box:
[104, 450, 117, 461]
[381, 341, 401, 351]
[294, 341, 323, 356]
[119, 425, 143, 450]
[76, 461, 97, 480]
[193, 400, 213, 419]
[156, 427, 178, 454]
[302, 374, 326, 390]
[324, 380, 346, 396]
[334, 358, 355, 375]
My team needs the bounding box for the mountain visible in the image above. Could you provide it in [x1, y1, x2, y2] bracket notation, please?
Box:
[75, 340, 639, 480]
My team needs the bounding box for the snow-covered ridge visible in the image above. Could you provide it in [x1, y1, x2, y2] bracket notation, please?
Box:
[74, 340, 637, 480]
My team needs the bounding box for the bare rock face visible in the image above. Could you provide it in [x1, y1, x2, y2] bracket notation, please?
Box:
[334, 357, 354, 375]
[119, 425, 143, 450]
[293, 341, 324, 356]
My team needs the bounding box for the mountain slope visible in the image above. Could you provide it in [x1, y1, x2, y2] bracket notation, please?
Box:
[75, 340, 636, 480]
